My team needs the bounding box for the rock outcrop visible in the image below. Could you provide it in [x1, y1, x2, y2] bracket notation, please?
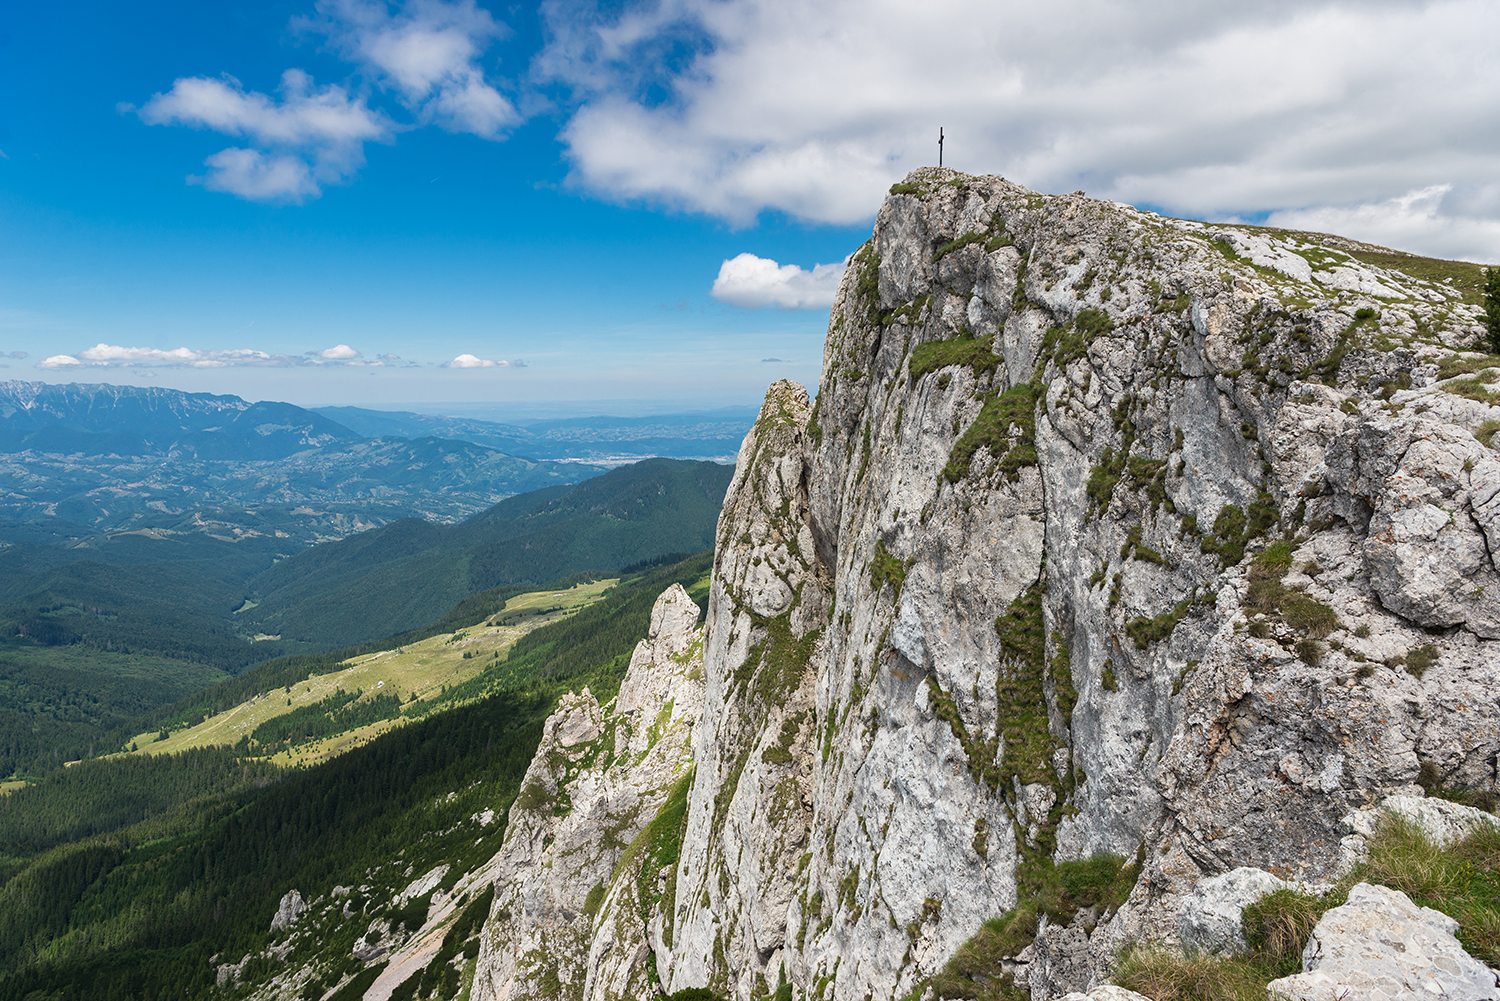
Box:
[470, 583, 705, 1001]
[470, 169, 1499, 1001]
[1176, 867, 1309, 956]
[1266, 883, 1500, 1000]
[270, 889, 307, 932]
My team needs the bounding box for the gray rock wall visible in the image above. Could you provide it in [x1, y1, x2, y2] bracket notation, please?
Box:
[470, 584, 705, 1001]
[472, 169, 1499, 1001]
[667, 170, 1497, 1001]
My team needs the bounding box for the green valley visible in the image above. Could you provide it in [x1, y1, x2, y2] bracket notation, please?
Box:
[129, 577, 619, 768]
[0, 458, 730, 782]
[0, 553, 712, 1000]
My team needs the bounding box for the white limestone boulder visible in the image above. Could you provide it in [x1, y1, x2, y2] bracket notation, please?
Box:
[1266, 882, 1500, 1000]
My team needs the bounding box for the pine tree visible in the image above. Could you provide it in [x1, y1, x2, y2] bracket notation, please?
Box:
[1486, 266, 1500, 354]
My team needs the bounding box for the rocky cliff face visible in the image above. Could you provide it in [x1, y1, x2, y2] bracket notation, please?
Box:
[472, 169, 1499, 1001]
[471, 583, 704, 1001]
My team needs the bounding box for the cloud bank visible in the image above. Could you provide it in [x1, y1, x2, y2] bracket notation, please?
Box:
[710, 253, 845, 309]
[537, 0, 1500, 260]
[36, 343, 387, 369]
[135, 0, 1500, 260]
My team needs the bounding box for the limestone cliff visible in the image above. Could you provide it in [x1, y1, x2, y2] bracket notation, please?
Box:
[472, 170, 1499, 1001]
[470, 583, 704, 1001]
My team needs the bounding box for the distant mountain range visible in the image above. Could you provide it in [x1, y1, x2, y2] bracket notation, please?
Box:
[0, 383, 753, 538]
[0, 383, 756, 466]
[0, 381, 604, 535]
[312, 404, 757, 462]
[0, 381, 358, 460]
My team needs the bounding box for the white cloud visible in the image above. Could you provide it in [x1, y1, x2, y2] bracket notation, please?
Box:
[536, 0, 1500, 259]
[34, 343, 381, 369]
[304, 0, 519, 138]
[443, 353, 510, 368]
[196, 148, 319, 201]
[139, 69, 392, 201]
[138, 1, 513, 200]
[710, 253, 845, 309]
[1261, 186, 1500, 265]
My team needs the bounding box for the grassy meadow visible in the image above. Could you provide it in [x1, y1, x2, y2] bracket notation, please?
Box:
[122, 579, 618, 768]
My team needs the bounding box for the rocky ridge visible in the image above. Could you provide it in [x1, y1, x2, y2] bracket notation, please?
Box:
[456, 169, 1499, 1001]
[469, 583, 706, 1001]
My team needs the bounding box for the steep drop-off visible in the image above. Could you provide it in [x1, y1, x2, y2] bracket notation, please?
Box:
[463, 170, 1498, 1001]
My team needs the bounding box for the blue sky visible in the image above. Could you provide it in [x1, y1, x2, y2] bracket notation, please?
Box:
[3, 0, 1498, 412]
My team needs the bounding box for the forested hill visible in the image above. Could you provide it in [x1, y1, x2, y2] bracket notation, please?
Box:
[0, 458, 729, 780]
[237, 458, 733, 649]
[0, 554, 714, 1001]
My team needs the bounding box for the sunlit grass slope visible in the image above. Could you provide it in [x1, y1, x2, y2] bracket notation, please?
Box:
[123, 579, 616, 768]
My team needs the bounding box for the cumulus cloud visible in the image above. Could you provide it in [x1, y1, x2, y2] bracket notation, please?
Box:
[711, 253, 845, 309]
[536, 0, 1500, 258]
[301, 0, 518, 138]
[443, 353, 510, 368]
[138, 69, 392, 201]
[138, 1, 513, 200]
[35, 343, 379, 369]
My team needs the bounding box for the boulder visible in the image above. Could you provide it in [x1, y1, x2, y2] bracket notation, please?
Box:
[1266, 883, 1500, 1000]
[1177, 867, 1298, 955]
[269, 889, 306, 932]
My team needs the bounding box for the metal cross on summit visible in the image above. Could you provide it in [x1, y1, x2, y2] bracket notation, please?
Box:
[938, 128, 944, 167]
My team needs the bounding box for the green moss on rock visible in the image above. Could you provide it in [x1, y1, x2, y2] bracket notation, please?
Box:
[944, 383, 1040, 484]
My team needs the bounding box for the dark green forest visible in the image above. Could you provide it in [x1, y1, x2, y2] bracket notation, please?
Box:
[239, 457, 731, 647]
[0, 458, 728, 778]
[0, 553, 712, 1001]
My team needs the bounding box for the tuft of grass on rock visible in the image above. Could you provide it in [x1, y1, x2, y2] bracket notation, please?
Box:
[943, 382, 1040, 484]
[1112, 806, 1500, 999]
[1241, 888, 1333, 972]
[1242, 541, 1340, 660]
[1112, 946, 1272, 1001]
[1437, 354, 1500, 381]
[926, 854, 1138, 1001]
